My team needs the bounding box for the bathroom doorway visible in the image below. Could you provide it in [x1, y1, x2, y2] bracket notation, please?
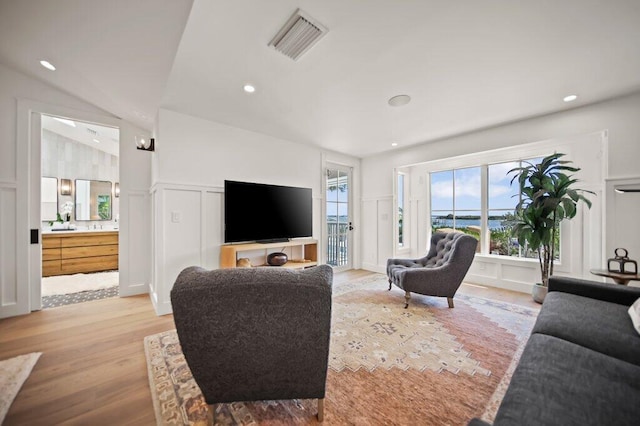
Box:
[40, 114, 120, 308]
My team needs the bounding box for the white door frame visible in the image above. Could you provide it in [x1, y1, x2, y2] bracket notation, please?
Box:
[323, 162, 354, 271]
[16, 99, 121, 314]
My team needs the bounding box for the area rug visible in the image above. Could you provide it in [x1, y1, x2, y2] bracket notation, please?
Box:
[41, 270, 118, 296]
[0, 352, 41, 423]
[145, 275, 537, 425]
[42, 285, 119, 309]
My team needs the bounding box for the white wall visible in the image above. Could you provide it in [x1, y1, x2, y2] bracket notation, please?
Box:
[0, 63, 152, 318]
[150, 109, 360, 315]
[361, 92, 640, 291]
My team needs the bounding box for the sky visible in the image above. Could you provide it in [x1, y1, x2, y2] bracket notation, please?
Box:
[431, 159, 541, 214]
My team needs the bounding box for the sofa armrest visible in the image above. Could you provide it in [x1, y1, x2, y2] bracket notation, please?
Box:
[548, 276, 640, 306]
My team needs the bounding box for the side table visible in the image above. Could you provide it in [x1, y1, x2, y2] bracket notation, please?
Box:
[590, 269, 640, 285]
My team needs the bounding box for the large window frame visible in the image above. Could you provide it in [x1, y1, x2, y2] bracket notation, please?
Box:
[429, 156, 561, 262]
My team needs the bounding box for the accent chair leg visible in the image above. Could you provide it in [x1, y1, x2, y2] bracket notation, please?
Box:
[447, 297, 454, 308]
[318, 398, 325, 422]
[404, 291, 411, 309]
[207, 404, 215, 425]
[388, 280, 392, 291]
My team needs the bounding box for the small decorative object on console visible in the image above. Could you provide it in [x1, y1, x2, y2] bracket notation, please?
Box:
[608, 248, 638, 274]
[236, 258, 252, 268]
[267, 252, 288, 266]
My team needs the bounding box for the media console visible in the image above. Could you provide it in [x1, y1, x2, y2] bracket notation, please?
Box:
[220, 239, 318, 269]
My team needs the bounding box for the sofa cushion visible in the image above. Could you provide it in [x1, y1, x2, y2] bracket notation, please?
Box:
[494, 334, 640, 426]
[532, 291, 640, 366]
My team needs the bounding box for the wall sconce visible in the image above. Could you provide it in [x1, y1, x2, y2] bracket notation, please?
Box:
[114, 182, 120, 198]
[60, 178, 72, 195]
[135, 136, 155, 152]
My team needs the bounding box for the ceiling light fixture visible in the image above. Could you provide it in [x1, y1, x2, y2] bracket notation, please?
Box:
[243, 84, 256, 93]
[93, 138, 100, 144]
[391, 142, 398, 147]
[563, 94, 578, 102]
[40, 60, 56, 71]
[388, 94, 411, 107]
[53, 117, 76, 127]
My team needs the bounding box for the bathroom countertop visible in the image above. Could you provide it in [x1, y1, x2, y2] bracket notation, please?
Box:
[42, 228, 119, 235]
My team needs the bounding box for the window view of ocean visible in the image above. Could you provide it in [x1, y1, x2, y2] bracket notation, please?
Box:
[431, 217, 507, 230]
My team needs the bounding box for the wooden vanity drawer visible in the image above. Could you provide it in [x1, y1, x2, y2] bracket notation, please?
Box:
[42, 248, 61, 261]
[61, 244, 118, 259]
[61, 255, 118, 274]
[61, 234, 118, 248]
[43, 237, 61, 249]
[43, 260, 61, 277]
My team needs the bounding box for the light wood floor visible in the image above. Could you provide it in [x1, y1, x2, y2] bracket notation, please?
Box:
[0, 270, 539, 425]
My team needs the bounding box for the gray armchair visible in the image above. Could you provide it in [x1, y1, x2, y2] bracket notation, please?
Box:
[387, 232, 477, 308]
[170, 264, 333, 422]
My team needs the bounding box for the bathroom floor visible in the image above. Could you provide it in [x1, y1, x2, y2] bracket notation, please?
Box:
[41, 271, 119, 309]
[42, 286, 118, 309]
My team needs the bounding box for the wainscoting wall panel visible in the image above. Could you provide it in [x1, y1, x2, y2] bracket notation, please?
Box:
[118, 190, 151, 296]
[361, 196, 393, 273]
[0, 183, 20, 317]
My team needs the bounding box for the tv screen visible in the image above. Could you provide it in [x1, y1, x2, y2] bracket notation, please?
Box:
[224, 180, 313, 243]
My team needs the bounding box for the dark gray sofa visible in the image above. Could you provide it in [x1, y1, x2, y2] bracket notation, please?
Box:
[469, 276, 640, 426]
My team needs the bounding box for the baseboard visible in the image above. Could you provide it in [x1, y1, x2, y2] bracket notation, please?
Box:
[361, 262, 385, 274]
[465, 274, 532, 294]
[118, 283, 149, 297]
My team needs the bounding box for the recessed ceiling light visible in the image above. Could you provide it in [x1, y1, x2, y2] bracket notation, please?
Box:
[563, 94, 578, 102]
[388, 95, 411, 107]
[243, 84, 256, 93]
[53, 117, 76, 127]
[93, 139, 100, 144]
[391, 142, 398, 147]
[40, 60, 56, 71]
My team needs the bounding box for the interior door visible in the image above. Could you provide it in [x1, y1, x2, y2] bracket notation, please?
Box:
[325, 164, 353, 271]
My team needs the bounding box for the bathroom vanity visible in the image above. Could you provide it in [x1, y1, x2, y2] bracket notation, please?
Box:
[42, 230, 118, 277]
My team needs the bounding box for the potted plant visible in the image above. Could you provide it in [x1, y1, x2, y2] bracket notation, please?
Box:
[508, 153, 594, 303]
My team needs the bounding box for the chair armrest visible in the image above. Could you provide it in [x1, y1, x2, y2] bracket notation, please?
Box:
[548, 276, 640, 306]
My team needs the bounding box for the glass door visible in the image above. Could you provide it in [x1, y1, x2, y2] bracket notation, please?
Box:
[325, 164, 352, 270]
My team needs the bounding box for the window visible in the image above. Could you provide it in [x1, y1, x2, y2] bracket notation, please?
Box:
[431, 167, 482, 246]
[430, 158, 557, 259]
[397, 173, 405, 247]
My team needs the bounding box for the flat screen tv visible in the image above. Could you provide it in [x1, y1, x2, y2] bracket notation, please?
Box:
[224, 180, 312, 243]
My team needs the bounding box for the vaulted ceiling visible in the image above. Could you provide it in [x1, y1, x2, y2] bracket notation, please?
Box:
[2, 0, 640, 157]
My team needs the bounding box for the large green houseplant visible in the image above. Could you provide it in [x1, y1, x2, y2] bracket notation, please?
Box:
[508, 153, 594, 303]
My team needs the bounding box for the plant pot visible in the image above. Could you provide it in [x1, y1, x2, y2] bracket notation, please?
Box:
[532, 283, 548, 304]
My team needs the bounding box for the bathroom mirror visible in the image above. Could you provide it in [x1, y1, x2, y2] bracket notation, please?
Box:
[75, 179, 112, 221]
[41, 177, 58, 221]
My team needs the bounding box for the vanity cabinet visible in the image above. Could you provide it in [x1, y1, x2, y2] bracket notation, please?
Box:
[42, 231, 118, 276]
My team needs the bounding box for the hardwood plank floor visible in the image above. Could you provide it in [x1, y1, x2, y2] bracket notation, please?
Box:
[0, 270, 538, 425]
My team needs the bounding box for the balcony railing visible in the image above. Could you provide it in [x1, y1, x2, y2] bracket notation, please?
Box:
[327, 222, 348, 266]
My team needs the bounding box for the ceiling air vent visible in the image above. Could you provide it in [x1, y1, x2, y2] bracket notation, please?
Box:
[268, 9, 328, 61]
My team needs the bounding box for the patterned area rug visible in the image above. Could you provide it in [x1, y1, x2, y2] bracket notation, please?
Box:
[0, 352, 41, 423]
[145, 275, 537, 425]
[42, 285, 119, 309]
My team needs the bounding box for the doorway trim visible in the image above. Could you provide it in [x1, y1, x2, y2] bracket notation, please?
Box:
[323, 162, 354, 272]
[17, 99, 121, 313]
